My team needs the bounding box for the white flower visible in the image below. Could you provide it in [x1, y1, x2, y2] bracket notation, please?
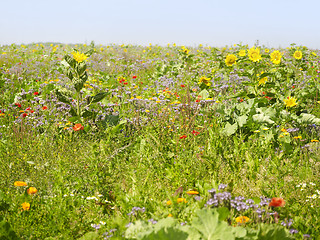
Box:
[100, 221, 106, 225]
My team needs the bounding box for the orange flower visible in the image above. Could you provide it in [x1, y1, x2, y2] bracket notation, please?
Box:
[27, 187, 38, 195]
[14, 181, 27, 187]
[73, 123, 84, 131]
[269, 197, 285, 207]
[166, 200, 172, 205]
[186, 190, 199, 195]
[235, 216, 250, 223]
[42, 106, 48, 110]
[21, 202, 30, 211]
[177, 198, 187, 203]
[168, 214, 173, 217]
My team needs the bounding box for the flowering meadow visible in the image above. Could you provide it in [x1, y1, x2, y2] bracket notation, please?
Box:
[0, 42, 320, 239]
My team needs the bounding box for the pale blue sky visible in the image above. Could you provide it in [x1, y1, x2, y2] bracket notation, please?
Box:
[1, 0, 320, 48]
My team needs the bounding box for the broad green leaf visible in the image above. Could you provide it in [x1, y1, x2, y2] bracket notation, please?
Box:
[237, 115, 248, 127]
[297, 113, 320, 125]
[192, 208, 235, 240]
[223, 122, 238, 136]
[217, 207, 230, 221]
[198, 89, 209, 100]
[64, 55, 76, 68]
[258, 224, 294, 240]
[252, 114, 275, 124]
[142, 227, 188, 240]
[92, 92, 109, 103]
[153, 217, 177, 232]
[77, 231, 99, 240]
[81, 110, 94, 118]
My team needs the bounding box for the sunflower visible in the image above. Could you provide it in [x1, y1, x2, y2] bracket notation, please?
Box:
[270, 50, 282, 64]
[293, 50, 302, 60]
[238, 49, 246, 57]
[248, 47, 262, 62]
[71, 51, 88, 63]
[225, 54, 237, 66]
[198, 76, 211, 86]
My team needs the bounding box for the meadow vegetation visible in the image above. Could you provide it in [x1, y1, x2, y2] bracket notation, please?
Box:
[0, 42, 320, 239]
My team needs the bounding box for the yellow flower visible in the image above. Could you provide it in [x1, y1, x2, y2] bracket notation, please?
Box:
[181, 47, 190, 54]
[71, 51, 88, 63]
[177, 198, 187, 203]
[293, 50, 302, 60]
[270, 50, 282, 64]
[166, 200, 172, 205]
[248, 47, 262, 62]
[281, 128, 287, 132]
[225, 54, 237, 66]
[21, 202, 30, 211]
[235, 216, 250, 223]
[238, 50, 246, 57]
[14, 181, 27, 187]
[186, 190, 199, 195]
[198, 76, 211, 86]
[27, 187, 38, 195]
[265, 49, 270, 53]
[294, 136, 302, 139]
[253, 130, 260, 133]
[284, 96, 297, 108]
[258, 77, 268, 86]
[168, 214, 173, 217]
[311, 139, 319, 142]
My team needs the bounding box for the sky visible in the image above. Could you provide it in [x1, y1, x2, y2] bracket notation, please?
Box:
[1, 0, 320, 48]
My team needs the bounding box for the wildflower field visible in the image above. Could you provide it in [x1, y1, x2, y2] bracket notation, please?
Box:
[0, 42, 320, 239]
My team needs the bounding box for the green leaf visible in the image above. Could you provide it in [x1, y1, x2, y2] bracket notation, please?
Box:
[216, 207, 230, 221]
[237, 115, 248, 127]
[92, 92, 109, 103]
[192, 208, 235, 240]
[64, 55, 76, 69]
[258, 224, 294, 240]
[297, 113, 320, 125]
[68, 116, 80, 123]
[77, 231, 99, 240]
[223, 122, 238, 136]
[252, 114, 275, 124]
[198, 89, 209, 100]
[125, 220, 151, 239]
[69, 107, 78, 117]
[55, 89, 71, 104]
[76, 61, 87, 76]
[142, 227, 188, 240]
[81, 110, 94, 119]
[103, 115, 120, 126]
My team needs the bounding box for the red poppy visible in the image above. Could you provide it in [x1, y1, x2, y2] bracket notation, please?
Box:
[196, 99, 200, 103]
[26, 107, 31, 111]
[192, 130, 200, 136]
[123, 82, 128, 85]
[30, 110, 34, 113]
[269, 198, 285, 207]
[239, 99, 244, 102]
[73, 123, 84, 131]
[132, 75, 137, 79]
[179, 135, 187, 139]
[15, 103, 22, 108]
[181, 84, 185, 87]
[33, 92, 39, 95]
[22, 113, 27, 118]
[42, 106, 48, 110]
